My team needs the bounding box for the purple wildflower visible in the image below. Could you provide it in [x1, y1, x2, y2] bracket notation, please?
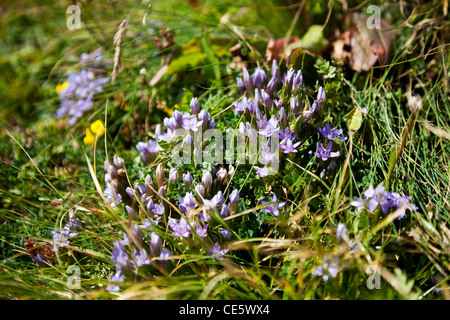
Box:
[194, 222, 208, 238]
[280, 138, 301, 154]
[318, 123, 347, 141]
[207, 242, 229, 261]
[178, 192, 198, 215]
[261, 194, 285, 217]
[315, 142, 340, 161]
[169, 217, 191, 238]
[136, 140, 159, 164]
[203, 191, 224, 208]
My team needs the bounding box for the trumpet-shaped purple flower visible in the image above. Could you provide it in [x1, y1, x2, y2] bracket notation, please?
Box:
[316, 142, 340, 161]
[207, 242, 229, 261]
[152, 203, 165, 216]
[258, 115, 279, 137]
[194, 222, 208, 238]
[220, 203, 230, 218]
[133, 249, 150, 267]
[311, 254, 341, 281]
[203, 191, 224, 208]
[169, 217, 191, 238]
[178, 192, 197, 215]
[318, 123, 347, 141]
[136, 140, 159, 164]
[351, 186, 418, 219]
[280, 138, 301, 154]
[182, 116, 201, 132]
[255, 166, 269, 178]
[261, 194, 285, 217]
[228, 189, 239, 214]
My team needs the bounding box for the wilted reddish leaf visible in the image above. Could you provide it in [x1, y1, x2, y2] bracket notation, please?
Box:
[330, 12, 393, 72]
[265, 36, 299, 62]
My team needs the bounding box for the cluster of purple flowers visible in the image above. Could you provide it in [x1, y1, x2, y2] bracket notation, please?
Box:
[232, 62, 335, 177]
[167, 168, 238, 261]
[105, 155, 238, 292]
[350, 185, 418, 219]
[51, 210, 82, 246]
[311, 254, 342, 281]
[106, 229, 172, 292]
[104, 155, 129, 207]
[136, 97, 217, 164]
[54, 51, 109, 125]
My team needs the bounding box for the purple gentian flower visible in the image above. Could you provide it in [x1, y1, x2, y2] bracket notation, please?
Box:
[315, 142, 340, 161]
[133, 249, 150, 267]
[152, 202, 165, 216]
[261, 194, 285, 217]
[207, 242, 229, 261]
[255, 166, 269, 178]
[258, 115, 279, 137]
[182, 116, 201, 132]
[178, 192, 198, 215]
[364, 185, 391, 213]
[195, 222, 208, 238]
[203, 191, 224, 208]
[280, 139, 301, 154]
[318, 123, 347, 141]
[350, 197, 365, 212]
[169, 217, 191, 238]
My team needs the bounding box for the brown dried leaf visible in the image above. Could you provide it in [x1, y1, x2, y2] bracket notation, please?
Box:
[330, 12, 393, 72]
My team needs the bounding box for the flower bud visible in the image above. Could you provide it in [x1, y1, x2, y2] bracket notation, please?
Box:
[146, 197, 155, 214]
[125, 205, 138, 220]
[198, 110, 210, 132]
[157, 186, 166, 199]
[202, 170, 212, 194]
[156, 163, 165, 189]
[216, 167, 227, 185]
[129, 223, 143, 248]
[261, 89, 273, 111]
[290, 96, 299, 116]
[155, 124, 164, 137]
[228, 188, 239, 214]
[220, 203, 230, 218]
[242, 67, 253, 94]
[271, 60, 280, 81]
[218, 228, 233, 240]
[126, 187, 136, 200]
[172, 110, 183, 125]
[159, 248, 172, 270]
[292, 70, 303, 93]
[113, 155, 125, 168]
[279, 107, 287, 128]
[183, 172, 194, 188]
[184, 134, 194, 147]
[150, 232, 162, 257]
[194, 184, 205, 200]
[145, 174, 156, 196]
[190, 97, 200, 116]
[168, 167, 178, 184]
[252, 67, 268, 89]
[227, 165, 235, 180]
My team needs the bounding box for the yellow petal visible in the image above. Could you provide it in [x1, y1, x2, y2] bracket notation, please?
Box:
[56, 81, 69, 94]
[90, 120, 105, 136]
[83, 128, 95, 145]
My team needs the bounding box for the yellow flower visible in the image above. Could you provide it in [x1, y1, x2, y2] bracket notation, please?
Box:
[83, 128, 95, 145]
[90, 120, 105, 137]
[55, 81, 69, 94]
[83, 120, 105, 145]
